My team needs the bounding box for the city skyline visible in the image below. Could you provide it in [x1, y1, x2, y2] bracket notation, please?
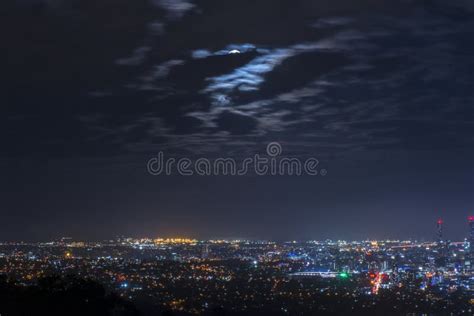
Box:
[2, 216, 474, 243]
[1, 227, 474, 315]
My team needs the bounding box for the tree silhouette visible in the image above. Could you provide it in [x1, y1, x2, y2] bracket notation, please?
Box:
[0, 275, 139, 316]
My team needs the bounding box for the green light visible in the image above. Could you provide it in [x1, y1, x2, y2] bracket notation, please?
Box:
[339, 272, 349, 279]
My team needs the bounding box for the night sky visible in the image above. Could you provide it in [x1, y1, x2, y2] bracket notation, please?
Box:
[1, 0, 473, 241]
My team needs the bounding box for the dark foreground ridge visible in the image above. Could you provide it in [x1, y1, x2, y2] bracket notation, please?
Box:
[0, 275, 139, 316]
[0, 272, 472, 316]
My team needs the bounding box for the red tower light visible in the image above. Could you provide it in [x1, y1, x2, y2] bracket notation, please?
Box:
[437, 219, 443, 225]
[468, 216, 474, 222]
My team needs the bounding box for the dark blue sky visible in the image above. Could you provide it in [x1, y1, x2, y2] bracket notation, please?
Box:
[1, 0, 473, 241]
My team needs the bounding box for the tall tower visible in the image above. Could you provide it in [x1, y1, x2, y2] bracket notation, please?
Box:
[436, 219, 443, 244]
[465, 216, 474, 272]
[469, 216, 474, 253]
[435, 219, 447, 268]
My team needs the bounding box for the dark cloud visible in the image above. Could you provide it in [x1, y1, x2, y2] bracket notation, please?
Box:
[216, 110, 258, 135]
[3, 0, 473, 158]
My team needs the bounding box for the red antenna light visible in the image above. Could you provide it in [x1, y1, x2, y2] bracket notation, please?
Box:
[468, 216, 474, 222]
[437, 219, 443, 225]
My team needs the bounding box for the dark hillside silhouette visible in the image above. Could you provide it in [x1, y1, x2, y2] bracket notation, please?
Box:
[0, 275, 139, 316]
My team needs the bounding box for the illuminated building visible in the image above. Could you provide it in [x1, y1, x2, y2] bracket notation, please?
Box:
[469, 216, 474, 247]
[468, 216, 474, 271]
[437, 219, 443, 244]
[201, 244, 210, 259]
[435, 219, 447, 268]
